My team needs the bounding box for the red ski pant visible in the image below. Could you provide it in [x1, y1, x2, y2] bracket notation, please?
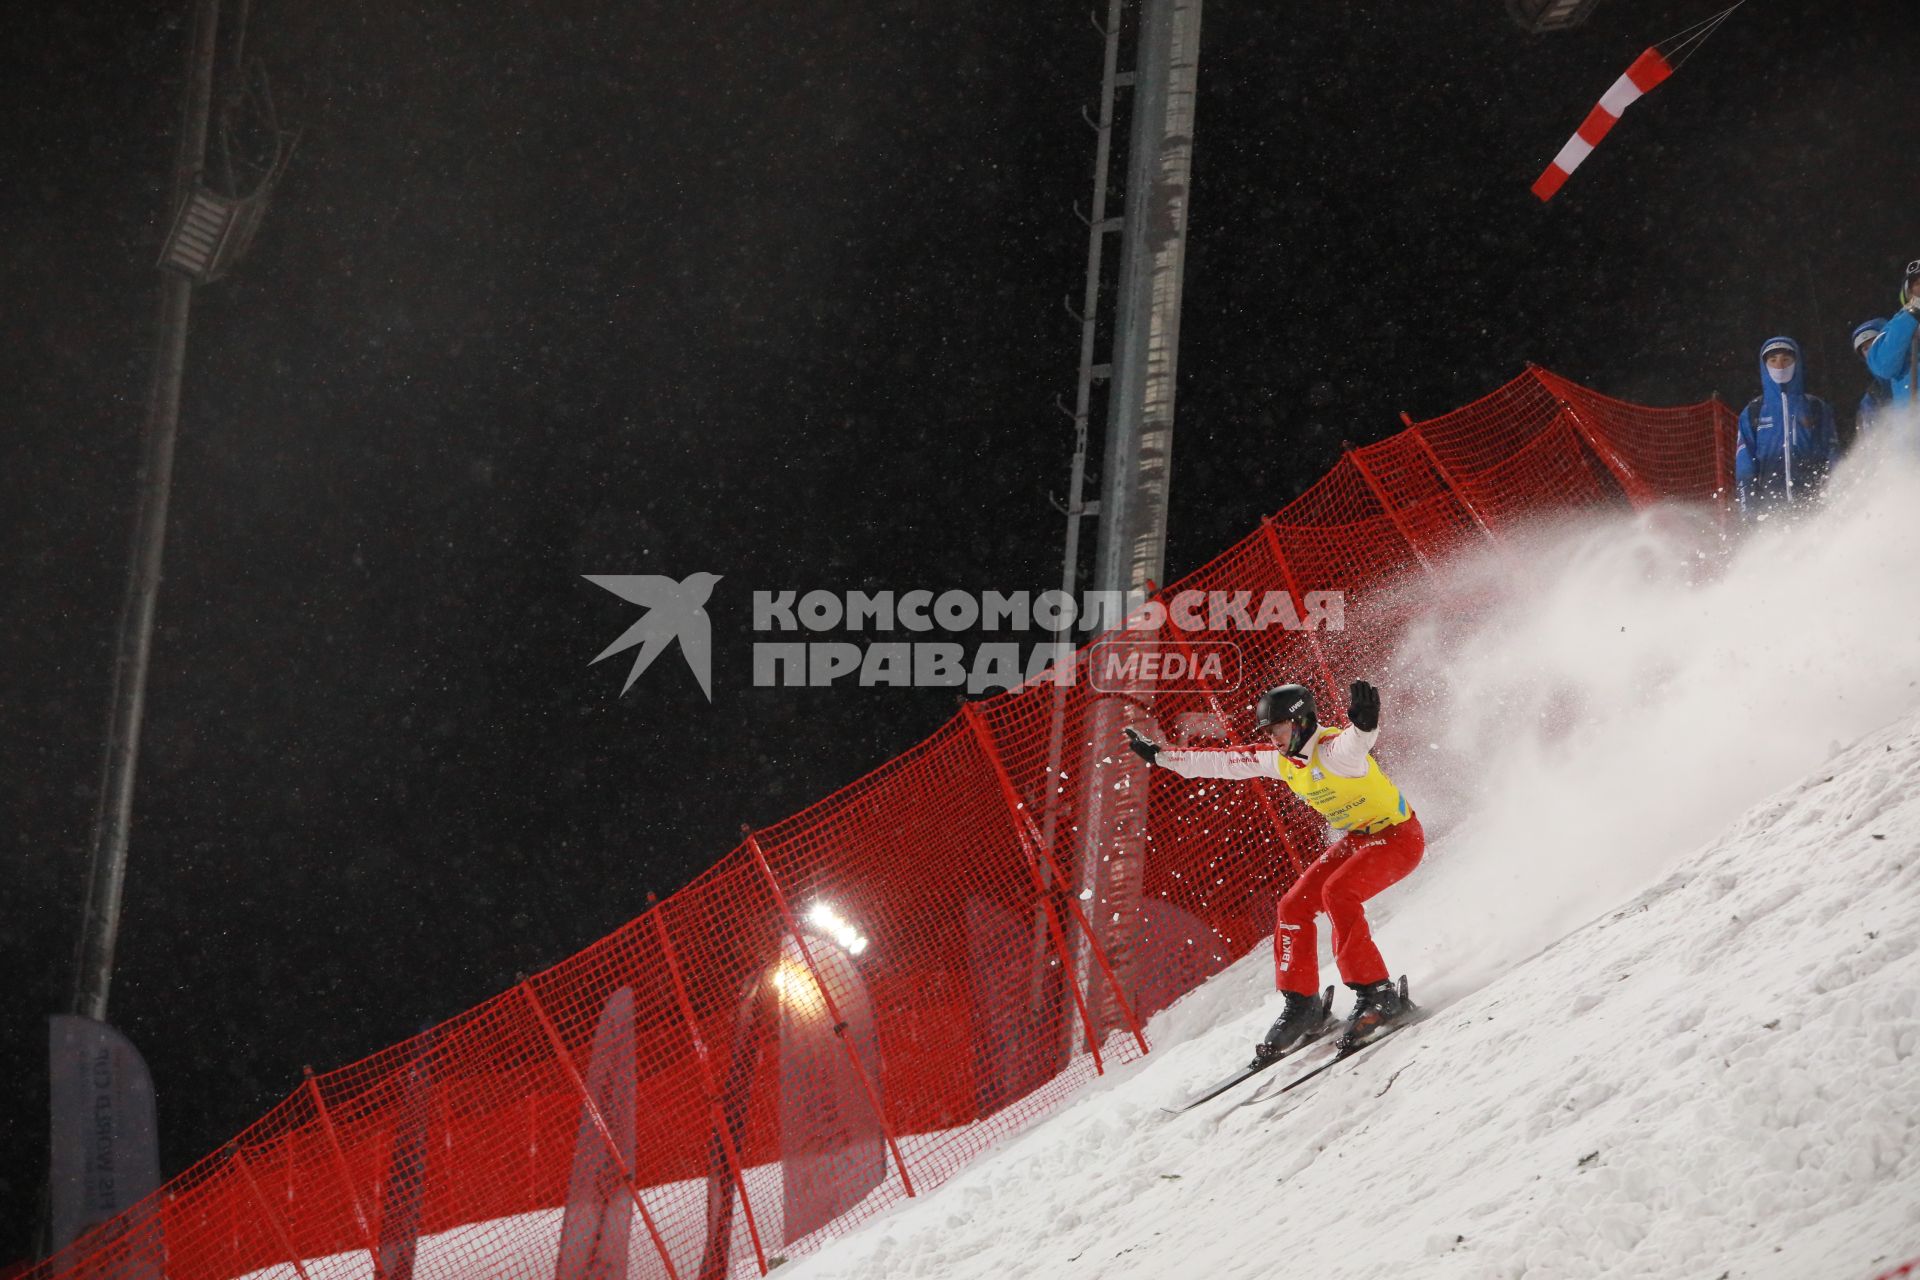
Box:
[1274, 813, 1425, 995]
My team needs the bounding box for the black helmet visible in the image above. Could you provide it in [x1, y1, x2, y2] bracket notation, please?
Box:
[1253, 684, 1317, 755]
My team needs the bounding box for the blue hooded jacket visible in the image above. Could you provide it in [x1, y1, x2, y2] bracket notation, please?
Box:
[1865, 309, 1920, 412]
[1734, 336, 1838, 512]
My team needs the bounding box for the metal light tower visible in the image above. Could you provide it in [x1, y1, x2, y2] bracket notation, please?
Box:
[54, 0, 291, 1256]
[1045, 0, 1204, 1050]
[1090, 0, 1202, 619]
[74, 0, 293, 1023]
[73, 0, 224, 1027]
[47, 3, 225, 1258]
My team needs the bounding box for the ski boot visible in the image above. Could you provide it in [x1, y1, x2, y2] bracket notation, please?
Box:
[1249, 987, 1332, 1068]
[1337, 976, 1411, 1053]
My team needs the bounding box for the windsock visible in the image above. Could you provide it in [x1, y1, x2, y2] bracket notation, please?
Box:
[1531, 48, 1673, 201]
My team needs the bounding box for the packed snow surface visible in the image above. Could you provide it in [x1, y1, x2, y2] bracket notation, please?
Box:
[778, 434, 1920, 1280]
[236, 432, 1920, 1280]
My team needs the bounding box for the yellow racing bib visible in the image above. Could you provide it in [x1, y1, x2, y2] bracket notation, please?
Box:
[1274, 727, 1410, 834]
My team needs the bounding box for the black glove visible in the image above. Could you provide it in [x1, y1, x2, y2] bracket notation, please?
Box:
[1347, 680, 1380, 732]
[1122, 726, 1161, 765]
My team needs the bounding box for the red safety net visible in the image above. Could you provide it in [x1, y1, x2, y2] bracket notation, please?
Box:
[32, 369, 1737, 1280]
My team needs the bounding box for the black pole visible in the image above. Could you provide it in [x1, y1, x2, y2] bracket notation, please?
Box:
[71, 0, 223, 1023]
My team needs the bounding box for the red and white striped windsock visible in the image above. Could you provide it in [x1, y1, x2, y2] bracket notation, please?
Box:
[1531, 48, 1674, 201]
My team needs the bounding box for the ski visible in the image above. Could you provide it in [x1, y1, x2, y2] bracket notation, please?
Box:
[1261, 1019, 1413, 1098]
[1164, 987, 1334, 1114]
[1244, 976, 1419, 1105]
[1235, 1038, 1346, 1107]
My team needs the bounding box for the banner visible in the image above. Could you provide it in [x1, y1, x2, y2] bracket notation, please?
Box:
[554, 987, 637, 1280]
[376, 1040, 434, 1280]
[47, 1015, 160, 1263]
[778, 934, 884, 1244]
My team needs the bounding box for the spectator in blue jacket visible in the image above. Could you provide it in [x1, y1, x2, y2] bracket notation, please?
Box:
[1852, 319, 1893, 441]
[1735, 336, 1840, 516]
[1864, 259, 1920, 428]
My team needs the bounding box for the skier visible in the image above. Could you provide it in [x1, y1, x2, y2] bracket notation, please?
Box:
[1123, 680, 1423, 1064]
[1852, 319, 1892, 441]
[1733, 336, 1840, 517]
[1864, 260, 1920, 424]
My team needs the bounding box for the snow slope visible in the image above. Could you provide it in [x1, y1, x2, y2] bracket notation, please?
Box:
[780, 436, 1920, 1280]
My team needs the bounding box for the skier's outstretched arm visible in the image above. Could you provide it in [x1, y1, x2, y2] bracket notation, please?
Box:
[1123, 728, 1276, 780]
[1156, 745, 1281, 780]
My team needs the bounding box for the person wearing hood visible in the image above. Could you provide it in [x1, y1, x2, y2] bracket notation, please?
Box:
[1852, 319, 1893, 441]
[1863, 259, 1920, 424]
[1734, 336, 1839, 515]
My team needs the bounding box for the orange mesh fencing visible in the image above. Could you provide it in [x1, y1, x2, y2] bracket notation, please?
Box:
[30, 369, 1736, 1280]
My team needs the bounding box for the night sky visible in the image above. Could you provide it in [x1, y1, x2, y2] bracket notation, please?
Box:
[2, 0, 1910, 1260]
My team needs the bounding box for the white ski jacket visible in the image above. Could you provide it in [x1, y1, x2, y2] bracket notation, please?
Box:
[1155, 724, 1379, 782]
